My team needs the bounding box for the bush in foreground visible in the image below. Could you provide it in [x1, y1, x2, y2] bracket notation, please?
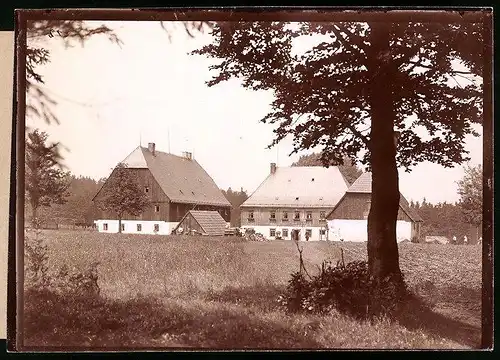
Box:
[281, 260, 408, 320]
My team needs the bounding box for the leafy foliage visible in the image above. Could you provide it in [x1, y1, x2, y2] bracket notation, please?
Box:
[27, 175, 106, 227]
[291, 152, 363, 185]
[95, 163, 150, 232]
[457, 164, 483, 226]
[192, 21, 483, 170]
[282, 260, 408, 320]
[25, 129, 70, 226]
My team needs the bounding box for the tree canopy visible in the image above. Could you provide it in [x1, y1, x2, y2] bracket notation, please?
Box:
[291, 153, 363, 185]
[94, 163, 150, 233]
[193, 21, 482, 170]
[457, 163, 483, 226]
[25, 129, 70, 226]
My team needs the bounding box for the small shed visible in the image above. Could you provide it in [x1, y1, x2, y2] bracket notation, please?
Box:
[173, 210, 228, 236]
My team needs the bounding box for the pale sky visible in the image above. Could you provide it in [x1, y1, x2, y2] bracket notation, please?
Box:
[27, 21, 483, 204]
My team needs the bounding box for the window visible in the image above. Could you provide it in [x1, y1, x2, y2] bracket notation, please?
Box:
[137, 224, 142, 232]
[294, 211, 300, 221]
[305, 229, 312, 237]
[282, 229, 289, 238]
[270, 228, 276, 237]
[306, 212, 313, 221]
[103, 223, 108, 231]
[282, 211, 289, 221]
[155, 205, 160, 212]
[270, 211, 276, 222]
[320, 229, 326, 235]
[145, 186, 149, 193]
[121, 224, 125, 232]
[248, 210, 255, 222]
[154, 224, 159, 232]
[320, 211, 326, 221]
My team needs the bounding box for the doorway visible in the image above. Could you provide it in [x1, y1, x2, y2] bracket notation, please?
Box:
[292, 229, 301, 241]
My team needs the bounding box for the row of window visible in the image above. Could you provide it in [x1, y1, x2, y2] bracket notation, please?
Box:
[267, 228, 327, 238]
[248, 210, 326, 222]
[102, 223, 160, 232]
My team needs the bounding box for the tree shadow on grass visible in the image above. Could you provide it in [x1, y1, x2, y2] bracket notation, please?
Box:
[395, 288, 481, 349]
[23, 288, 321, 350]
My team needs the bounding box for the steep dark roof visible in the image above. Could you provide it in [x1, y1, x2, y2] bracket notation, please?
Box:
[119, 146, 231, 207]
[181, 210, 227, 236]
[343, 172, 423, 222]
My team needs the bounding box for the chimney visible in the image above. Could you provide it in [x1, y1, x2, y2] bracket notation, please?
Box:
[270, 163, 277, 174]
[148, 142, 156, 156]
[182, 151, 193, 160]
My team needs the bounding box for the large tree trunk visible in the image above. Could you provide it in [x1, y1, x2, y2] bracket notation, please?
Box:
[366, 22, 403, 287]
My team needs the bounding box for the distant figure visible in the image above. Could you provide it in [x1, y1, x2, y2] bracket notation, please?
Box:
[452, 235, 457, 245]
[305, 232, 310, 242]
[463, 235, 468, 245]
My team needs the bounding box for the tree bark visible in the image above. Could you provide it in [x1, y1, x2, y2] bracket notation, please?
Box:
[366, 22, 403, 285]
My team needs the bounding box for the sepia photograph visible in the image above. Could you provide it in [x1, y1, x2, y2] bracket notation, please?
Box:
[11, 8, 492, 351]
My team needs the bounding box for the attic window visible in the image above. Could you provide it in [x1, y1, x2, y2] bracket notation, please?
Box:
[311, 178, 315, 182]
[319, 197, 323, 201]
[295, 197, 299, 201]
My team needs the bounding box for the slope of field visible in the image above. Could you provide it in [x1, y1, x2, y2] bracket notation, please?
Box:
[24, 230, 482, 350]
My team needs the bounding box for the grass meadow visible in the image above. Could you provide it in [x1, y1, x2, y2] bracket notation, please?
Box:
[23, 230, 482, 350]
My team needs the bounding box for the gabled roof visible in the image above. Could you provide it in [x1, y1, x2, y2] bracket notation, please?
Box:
[117, 146, 231, 207]
[343, 172, 423, 222]
[242, 166, 349, 208]
[176, 210, 228, 236]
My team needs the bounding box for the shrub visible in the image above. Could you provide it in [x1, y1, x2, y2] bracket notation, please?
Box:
[25, 230, 101, 297]
[281, 260, 408, 320]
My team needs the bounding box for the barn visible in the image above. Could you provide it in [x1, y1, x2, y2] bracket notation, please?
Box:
[326, 172, 423, 243]
[172, 210, 228, 236]
[92, 143, 231, 235]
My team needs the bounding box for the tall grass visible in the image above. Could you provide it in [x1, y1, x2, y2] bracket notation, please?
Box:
[24, 230, 482, 350]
